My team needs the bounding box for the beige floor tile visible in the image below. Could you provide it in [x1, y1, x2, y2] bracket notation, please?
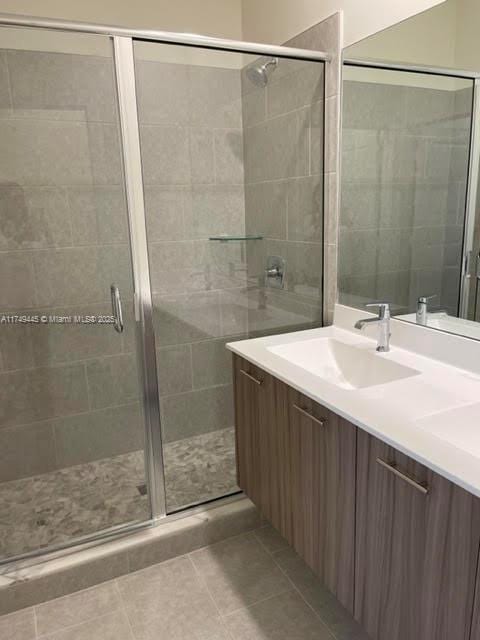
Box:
[0, 608, 35, 640]
[35, 581, 122, 637]
[254, 526, 290, 554]
[189, 532, 290, 614]
[274, 548, 369, 640]
[117, 555, 218, 629]
[39, 611, 133, 640]
[224, 590, 334, 640]
[130, 614, 231, 640]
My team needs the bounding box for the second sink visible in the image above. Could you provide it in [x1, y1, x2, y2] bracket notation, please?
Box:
[268, 338, 420, 390]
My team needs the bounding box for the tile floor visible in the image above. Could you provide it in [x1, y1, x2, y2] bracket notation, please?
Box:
[0, 527, 369, 640]
[0, 427, 237, 560]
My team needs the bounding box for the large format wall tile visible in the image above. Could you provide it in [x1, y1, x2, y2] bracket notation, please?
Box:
[31, 303, 123, 366]
[86, 353, 140, 411]
[160, 384, 233, 442]
[32, 245, 133, 307]
[266, 59, 324, 119]
[32, 247, 104, 307]
[7, 50, 117, 123]
[244, 181, 287, 240]
[152, 291, 222, 346]
[0, 119, 93, 185]
[189, 128, 215, 184]
[287, 175, 323, 242]
[0, 421, 56, 482]
[144, 186, 187, 241]
[244, 109, 309, 183]
[67, 186, 128, 246]
[0, 185, 71, 250]
[0, 320, 34, 371]
[0, 363, 89, 428]
[53, 403, 143, 467]
[0, 252, 36, 309]
[86, 123, 124, 185]
[135, 60, 189, 126]
[214, 129, 244, 185]
[187, 66, 242, 129]
[140, 125, 190, 185]
[0, 52, 11, 110]
[155, 344, 192, 396]
[185, 185, 245, 239]
[191, 337, 238, 388]
[343, 80, 406, 131]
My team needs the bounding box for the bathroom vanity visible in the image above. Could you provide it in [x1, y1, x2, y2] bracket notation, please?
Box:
[228, 306, 480, 640]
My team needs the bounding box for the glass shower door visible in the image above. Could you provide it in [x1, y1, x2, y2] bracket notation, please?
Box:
[0, 29, 151, 561]
[133, 41, 325, 512]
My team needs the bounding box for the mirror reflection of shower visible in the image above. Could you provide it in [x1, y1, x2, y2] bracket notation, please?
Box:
[246, 57, 278, 86]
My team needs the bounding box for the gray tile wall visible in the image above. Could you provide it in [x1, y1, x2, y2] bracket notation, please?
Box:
[241, 56, 325, 337]
[287, 13, 342, 325]
[339, 79, 471, 315]
[134, 57, 246, 446]
[0, 49, 144, 484]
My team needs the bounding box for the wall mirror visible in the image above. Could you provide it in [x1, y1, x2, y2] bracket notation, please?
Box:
[338, 0, 480, 341]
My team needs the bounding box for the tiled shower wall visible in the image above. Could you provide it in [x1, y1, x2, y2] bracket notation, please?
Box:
[134, 55, 246, 445]
[339, 79, 471, 315]
[241, 58, 324, 336]
[241, 13, 341, 335]
[286, 13, 342, 325]
[0, 34, 337, 484]
[0, 48, 145, 484]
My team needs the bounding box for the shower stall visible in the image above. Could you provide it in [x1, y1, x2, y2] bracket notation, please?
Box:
[0, 16, 326, 564]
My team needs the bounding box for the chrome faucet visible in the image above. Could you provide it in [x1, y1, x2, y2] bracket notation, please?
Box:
[354, 302, 391, 352]
[416, 295, 442, 325]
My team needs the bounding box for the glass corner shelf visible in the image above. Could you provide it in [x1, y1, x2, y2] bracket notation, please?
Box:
[208, 235, 264, 242]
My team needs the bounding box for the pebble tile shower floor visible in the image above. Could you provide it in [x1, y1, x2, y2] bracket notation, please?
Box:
[0, 527, 369, 640]
[0, 427, 237, 559]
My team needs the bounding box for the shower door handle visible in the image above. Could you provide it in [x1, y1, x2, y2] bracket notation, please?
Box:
[110, 284, 124, 333]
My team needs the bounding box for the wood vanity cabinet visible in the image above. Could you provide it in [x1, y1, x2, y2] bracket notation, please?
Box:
[233, 353, 480, 640]
[356, 430, 480, 640]
[232, 354, 356, 611]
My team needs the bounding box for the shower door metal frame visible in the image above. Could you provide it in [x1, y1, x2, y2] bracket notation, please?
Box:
[459, 77, 480, 319]
[113, 36, 167, 520]
[343, 58, 480, 321]
[0, 12, 330, 568]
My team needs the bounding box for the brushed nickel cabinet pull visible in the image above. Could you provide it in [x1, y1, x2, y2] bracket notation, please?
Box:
[293, 403, 327, 427]
[376, 458, 429, 495]
[240, 369, 263, 386]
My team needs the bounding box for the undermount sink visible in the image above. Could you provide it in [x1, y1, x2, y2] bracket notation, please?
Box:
[268, 338, 420, 390]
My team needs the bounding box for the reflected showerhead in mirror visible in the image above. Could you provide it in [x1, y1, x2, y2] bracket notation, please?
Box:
[246, 57, 278, 87]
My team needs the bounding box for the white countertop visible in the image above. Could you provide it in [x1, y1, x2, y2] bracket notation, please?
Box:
[227, 304, 480, 499]
[398, 311, 480, 341]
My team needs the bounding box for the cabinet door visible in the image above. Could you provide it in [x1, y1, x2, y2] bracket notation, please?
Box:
[233, 355, 264, 507]
[288, 389, 356, 612]
[355, 430, 480, 640]
[232, 354, 292, 533]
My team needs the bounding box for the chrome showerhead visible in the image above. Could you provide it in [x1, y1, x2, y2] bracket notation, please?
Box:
[246, 57, 278, 87]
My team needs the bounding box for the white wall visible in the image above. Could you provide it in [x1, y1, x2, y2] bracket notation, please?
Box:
[0, 0, 243, 39]
[345, 1, 456, 67]
[454, 0, 480, 70]
[345, 0, 480, 73]
[241, 0, 445, 47]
